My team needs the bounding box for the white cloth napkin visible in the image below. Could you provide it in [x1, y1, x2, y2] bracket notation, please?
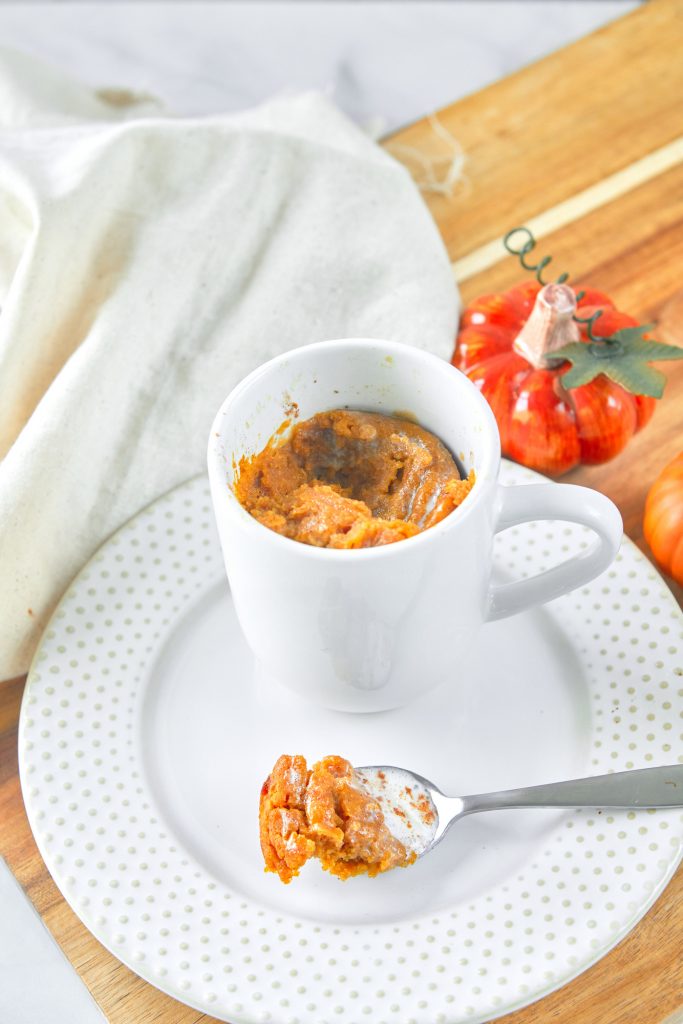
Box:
[0, 49, 458, 680]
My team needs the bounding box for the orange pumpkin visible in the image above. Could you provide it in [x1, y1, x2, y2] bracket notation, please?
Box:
[453, 281, 656, 475]
[644, 452, 683, 585]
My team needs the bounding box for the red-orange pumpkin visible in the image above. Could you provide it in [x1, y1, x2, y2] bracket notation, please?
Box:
[644, 452, 683, 585]
[453, 281, 656, 475]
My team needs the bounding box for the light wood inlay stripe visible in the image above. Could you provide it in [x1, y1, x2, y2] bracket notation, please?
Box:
[452, 135, 683, 283]
[661, 1011, 683, 1024]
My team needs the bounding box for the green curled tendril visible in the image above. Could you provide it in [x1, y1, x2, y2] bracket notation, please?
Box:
[574, 309, 608, 343]
[503, 228, 570, 285]
[503, 228, 610, 343]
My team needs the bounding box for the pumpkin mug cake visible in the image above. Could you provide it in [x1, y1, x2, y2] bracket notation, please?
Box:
[208, 338, 622, 711]
[235, 409, 475, 549]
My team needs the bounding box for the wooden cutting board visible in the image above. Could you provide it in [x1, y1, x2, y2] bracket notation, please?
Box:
[1, 2, 681, 1022]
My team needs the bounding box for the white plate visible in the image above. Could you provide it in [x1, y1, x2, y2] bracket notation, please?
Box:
[19, 463, 683, 1024]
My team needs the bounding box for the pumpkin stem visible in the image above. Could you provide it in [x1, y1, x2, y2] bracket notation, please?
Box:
[513, 283, 580, 368]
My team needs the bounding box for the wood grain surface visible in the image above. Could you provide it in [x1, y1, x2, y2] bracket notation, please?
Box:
[1, 1, 682, 1022]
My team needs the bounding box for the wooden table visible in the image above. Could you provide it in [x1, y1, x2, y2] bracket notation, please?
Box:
[1, 2, 682, 1021]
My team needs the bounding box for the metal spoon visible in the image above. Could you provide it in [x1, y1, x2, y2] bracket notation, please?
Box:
[356, 764, 683, 859]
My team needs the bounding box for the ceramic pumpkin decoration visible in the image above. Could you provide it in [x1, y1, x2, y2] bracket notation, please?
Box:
[644, 452, 683, 585]
[452, 230, 683, 476]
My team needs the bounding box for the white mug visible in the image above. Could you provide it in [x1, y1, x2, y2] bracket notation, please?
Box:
[207, 338, 622, 712]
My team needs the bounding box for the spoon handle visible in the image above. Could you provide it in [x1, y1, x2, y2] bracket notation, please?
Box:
[461, 764, 683, 815]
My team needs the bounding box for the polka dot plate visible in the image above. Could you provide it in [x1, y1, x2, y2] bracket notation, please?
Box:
[19, 463, 683, 1024]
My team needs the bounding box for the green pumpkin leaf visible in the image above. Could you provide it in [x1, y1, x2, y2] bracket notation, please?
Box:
[608, 324, 655, 342]
[549, 344, 602, 388]
[616, 339, 683, 361]
[560, 363, 604, 389]
[547, 328, 683, 397]
[600, 358, 667, 398]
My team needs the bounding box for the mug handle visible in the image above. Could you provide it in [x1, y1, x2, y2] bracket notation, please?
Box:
[486, 483, 623, 622]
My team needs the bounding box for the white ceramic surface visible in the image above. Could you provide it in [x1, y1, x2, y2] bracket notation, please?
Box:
[208, 339, 622, 711]
[19, 466, 683, 1024]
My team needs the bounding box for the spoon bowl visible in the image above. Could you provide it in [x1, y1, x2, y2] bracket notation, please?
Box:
[358, 763, 683, 859]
